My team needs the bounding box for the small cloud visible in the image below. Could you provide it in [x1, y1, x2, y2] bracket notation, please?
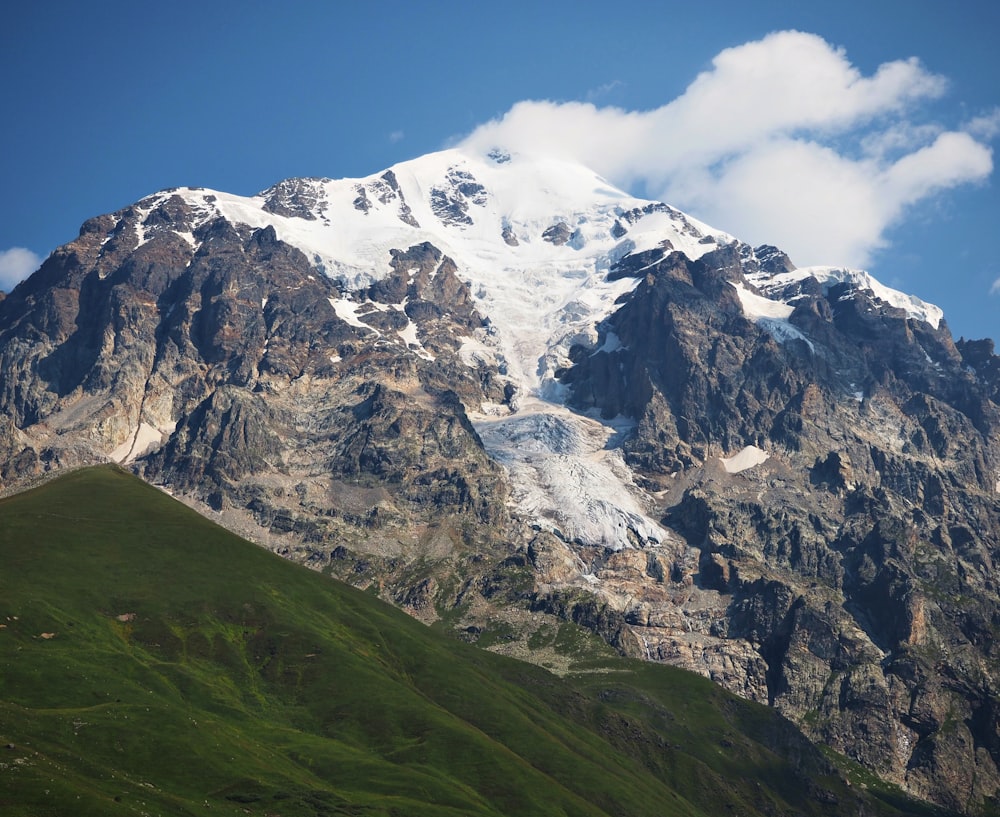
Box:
[965, 108, 1000, 141]
[389, 130, 405, 144]
[585, 80, 624, 102]
[990, 278, 1000, 295]
[0, 247, 41, 292]
[860, 122, 943, 161]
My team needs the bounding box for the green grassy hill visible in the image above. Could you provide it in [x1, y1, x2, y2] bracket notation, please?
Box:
[0, 466, 949, 816]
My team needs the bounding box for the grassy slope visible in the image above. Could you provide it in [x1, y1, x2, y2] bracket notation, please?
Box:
[0, 466, 950, 817]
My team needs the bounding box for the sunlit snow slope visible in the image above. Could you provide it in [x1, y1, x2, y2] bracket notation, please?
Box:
[132, 146, 942, 551]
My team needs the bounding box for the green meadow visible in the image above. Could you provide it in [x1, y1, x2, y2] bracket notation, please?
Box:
[0, 466, 947, 816]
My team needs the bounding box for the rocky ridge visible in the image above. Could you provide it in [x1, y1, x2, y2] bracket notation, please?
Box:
[1, 148, 1000, 813]
[553, 242, 1000, 810]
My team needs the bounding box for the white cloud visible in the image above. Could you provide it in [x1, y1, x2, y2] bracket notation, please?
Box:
[0, 247, 41, 292]
[882, 131, 993, 204]
[389, 130, 405, 143]
[966, 108, 1000, 140]
[859, 122, 945, 161]
[459, 30, 993, 268]
[585, 80, 624, 102]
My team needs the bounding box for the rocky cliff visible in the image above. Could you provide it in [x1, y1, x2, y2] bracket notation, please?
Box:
[0, 195, 514, 618]
[554, 243, 1000, 810]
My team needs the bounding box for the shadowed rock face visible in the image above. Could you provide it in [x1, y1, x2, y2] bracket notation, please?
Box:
[4, 182, 1000, 813]
[0, 198, 512, 611]
[555, 246, 1000, 811]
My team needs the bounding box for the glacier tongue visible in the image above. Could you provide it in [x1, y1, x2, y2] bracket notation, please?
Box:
[460, 254, 668, 551]
[472, 399, 668, 551]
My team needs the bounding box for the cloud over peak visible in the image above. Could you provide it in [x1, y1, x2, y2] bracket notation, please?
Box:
[0, 247, 41, 292]
[460, 30, 993, 268]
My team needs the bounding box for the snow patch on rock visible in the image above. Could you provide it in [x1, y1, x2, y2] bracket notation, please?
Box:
[110, 423, 167, 464]
[720, 445, 769, 474]
[732, 282, 813, 349]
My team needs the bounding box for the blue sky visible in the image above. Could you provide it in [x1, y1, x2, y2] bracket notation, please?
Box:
[2, 0, 998, 341]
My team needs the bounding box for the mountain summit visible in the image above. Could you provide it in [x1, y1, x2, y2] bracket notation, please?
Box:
[2, 146, 999, 813]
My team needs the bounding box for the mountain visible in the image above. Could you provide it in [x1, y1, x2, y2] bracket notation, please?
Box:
[1, 146, 999, 813]
[1, 465, 937, 817]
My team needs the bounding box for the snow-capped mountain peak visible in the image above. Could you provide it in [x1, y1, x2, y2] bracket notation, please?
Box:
[113, 146, 948, 553]
[135, 147, 735, 394]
